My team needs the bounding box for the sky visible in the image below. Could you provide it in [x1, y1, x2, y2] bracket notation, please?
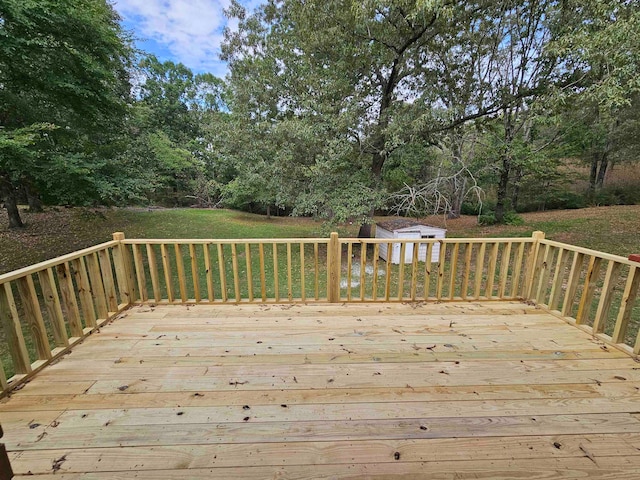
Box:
[113, 0, 261, 77]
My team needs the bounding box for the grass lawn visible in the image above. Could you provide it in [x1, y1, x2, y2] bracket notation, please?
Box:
[2, 204, 639, 276]
[0, 208, 357, 275]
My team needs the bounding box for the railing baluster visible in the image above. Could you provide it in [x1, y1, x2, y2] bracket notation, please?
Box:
[424, 242, 434, 299]
[593, 260, 622, 334]
[272, 243, 279, 302]
[562, 252, 585, 317]
[461, 242, 473, 300]
[132, 244, 148, 303]
[146, 244, 161, 303]
[217, 244, 228, 302]
[16, 276, 52, 360]
[613, 266, 639, 345]
[204, 244, 215, 302]
[299, 243, 305, 302]
[174, 244, 187, 302]
[498, 242, 512, 299]
[346, 242, 353, 301]
[436, 242, 447, 300]
[231, 243, 241, 303]
[0, 364, 7, 391]
[511, 242, 526, 298]
[411, 241, 420, 301]
[57, 263, 83, 337]
[246, 243, 254, 302]
[448, 243, 459, 300]
[525, 231, 546, 299]
[259, 243, 267, 302]
[37, 268, 68, 347]
[98, 249, 119, 311]
[189, 244, 201, 303]
[549, 248, 569, 311]
[534, 245, 552, 304]
[360, 242, 367, 301]
[72, 258, 97, 328]
[86, 253, 108, 319]
[286, 243, 292, 302]
[474, 243, 486, 299]
[485, 243, 499, 298]
[372, 244, 379, 301]
[385, 242, 392, 302]
[112, 233, 132, 305]
[327, 233, 341, 303]
[576, 256, 602, 325]
[314, 243, 319, 300]
[0, 283, 32, 374]
[161, 244, 174, 303]
[397, 242, 407, 300]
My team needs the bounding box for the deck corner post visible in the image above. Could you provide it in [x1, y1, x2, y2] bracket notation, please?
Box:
[328, 232, 341, 303]
[112, 232, 137, 305]
[525, 231, 545, 300]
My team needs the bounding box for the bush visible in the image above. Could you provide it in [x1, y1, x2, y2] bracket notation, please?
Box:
[461, 200, 495, 216]
[503, 211, 525, 225]
[478, 210, 523, 226]
[478, 213, 497, 225]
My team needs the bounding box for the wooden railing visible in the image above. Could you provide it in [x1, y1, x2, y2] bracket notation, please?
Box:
[0, 230, 638, 396]
[0, 239, 129, 394]
[529, 235, 640, 356]
[118, 234, 537, 305]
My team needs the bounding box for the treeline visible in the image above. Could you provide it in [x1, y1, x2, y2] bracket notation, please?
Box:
[1, 0, 639, 230]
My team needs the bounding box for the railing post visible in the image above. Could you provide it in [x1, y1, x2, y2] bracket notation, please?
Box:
[328, 232, 341, 303]
[524, 231, 545, 299]
[112, 232, 137, 305]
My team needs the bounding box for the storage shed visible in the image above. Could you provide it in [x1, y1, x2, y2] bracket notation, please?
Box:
[375, 219, 446, 264]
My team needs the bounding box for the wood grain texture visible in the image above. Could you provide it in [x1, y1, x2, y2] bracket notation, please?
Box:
[2, 302, 639, 478]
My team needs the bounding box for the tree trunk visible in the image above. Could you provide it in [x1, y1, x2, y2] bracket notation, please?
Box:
[595, 154, 609, 189]
[495, 113, 514, 224]
[25, 184, 44, 213]
[588, 153, 599, 193]
[449, 176, 467, 219]
[494, 154, 511, 223]
[266, 205, 271, 219]
[511, 166, 523, 212]
[1, 178, 24, 228]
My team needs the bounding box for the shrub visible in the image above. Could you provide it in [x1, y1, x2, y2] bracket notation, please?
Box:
[478, 213, 497, 225]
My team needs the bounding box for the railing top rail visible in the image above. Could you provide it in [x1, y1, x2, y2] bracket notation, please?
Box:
[540, 238, 640, 267]
[122, 238, 331, 245]
[340, 237, 536, 244]
[0, 240, 119, 284]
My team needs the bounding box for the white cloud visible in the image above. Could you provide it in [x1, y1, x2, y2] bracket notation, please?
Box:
[114, 0, 242, 76]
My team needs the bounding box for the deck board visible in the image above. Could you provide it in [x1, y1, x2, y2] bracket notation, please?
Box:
[2, 301, 640, 478]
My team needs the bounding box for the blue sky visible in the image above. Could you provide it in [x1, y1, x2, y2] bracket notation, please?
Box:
[113, 0, 261, 77]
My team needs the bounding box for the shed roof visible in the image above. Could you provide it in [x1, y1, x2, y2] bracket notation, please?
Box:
[376, 218, 446, 232]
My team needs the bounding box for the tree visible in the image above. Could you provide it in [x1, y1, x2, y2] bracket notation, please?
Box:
[125, 56, 229, 207]
[223, 0, 487, 232]
[0, 0, 134, 227]
[548, 0, 640, 195]
[223, 0, 589, 228]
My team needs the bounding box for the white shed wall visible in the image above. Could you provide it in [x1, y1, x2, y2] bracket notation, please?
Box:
[375, 225, 446, 264]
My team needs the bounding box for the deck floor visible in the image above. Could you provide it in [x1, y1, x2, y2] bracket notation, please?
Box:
[2, 301, 640, 478]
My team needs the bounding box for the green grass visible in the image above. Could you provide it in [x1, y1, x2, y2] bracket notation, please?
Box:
[0, 208, 357, 275]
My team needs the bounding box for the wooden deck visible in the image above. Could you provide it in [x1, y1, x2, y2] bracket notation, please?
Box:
[2, 301, 640, 478]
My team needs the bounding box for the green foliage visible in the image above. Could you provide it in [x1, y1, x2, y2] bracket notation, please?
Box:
[0, 0, 135, 223]
[478, 211, 524, 226]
